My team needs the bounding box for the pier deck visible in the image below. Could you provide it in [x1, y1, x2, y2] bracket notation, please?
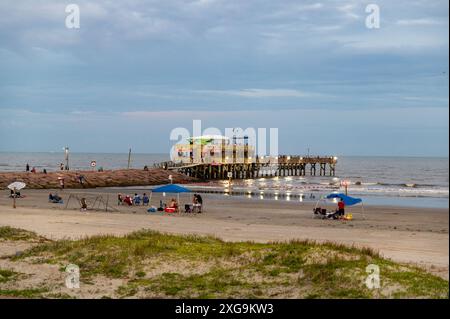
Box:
[155, 156, 337, 180]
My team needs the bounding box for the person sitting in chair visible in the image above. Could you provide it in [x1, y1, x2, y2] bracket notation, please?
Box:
[133, 193, 141, 205]
[142, 193, 149, 206]
[49, 193, 62, 203]
[123, 195, 133, 206]
[192, 194, 203, 213]
[169, 198, 178, 210]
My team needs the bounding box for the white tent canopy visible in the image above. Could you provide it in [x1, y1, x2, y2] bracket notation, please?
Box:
[8, 182, 26, 191]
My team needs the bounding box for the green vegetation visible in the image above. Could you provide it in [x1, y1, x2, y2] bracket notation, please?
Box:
[0, 288, 48, 298]
[0, 269, 19, 283]
[0, 226, 44, 242]
[11, 229, 448, 299]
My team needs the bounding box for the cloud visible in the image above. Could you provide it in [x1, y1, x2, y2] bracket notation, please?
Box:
[194, 89, 311, 98]
[337, 3, 360, 20]
[396, 18, 446, 26]
[0, 0, 448, 155]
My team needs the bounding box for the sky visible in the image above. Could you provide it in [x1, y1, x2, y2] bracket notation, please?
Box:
[0, 0, 448, 157]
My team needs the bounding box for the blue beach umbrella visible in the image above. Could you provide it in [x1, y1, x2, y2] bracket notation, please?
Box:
[314, 193, 365, 219]
[149, 184, 192, 211]
[151, 184, 191, 193]
[325, 193, 362, 206]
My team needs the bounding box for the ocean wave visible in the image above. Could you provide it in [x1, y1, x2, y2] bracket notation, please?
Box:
[353, 181, 443, 188]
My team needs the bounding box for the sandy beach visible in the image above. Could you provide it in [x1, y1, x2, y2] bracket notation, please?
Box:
[0, 188, 448, 280]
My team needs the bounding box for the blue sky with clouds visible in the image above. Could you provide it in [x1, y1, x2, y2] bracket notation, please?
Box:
[0, 0, 448, 156]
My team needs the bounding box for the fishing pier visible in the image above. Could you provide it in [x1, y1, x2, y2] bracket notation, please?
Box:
[155, 135, 337, 180]
[155, 155, 337, 180]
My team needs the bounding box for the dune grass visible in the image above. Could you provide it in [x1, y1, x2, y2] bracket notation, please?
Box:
[0, 226, 43, 242]
[11, 229, 448, 299]
[0, 269, 19, 283]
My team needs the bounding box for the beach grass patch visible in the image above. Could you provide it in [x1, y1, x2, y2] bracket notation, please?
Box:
[0, 226, 43, 242]
[11, 228, 449, 299]
[0, 287, 48, 298]
[0, 269, 20, 283]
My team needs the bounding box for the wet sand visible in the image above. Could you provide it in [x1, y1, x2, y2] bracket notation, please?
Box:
[0, 188, 448, 279]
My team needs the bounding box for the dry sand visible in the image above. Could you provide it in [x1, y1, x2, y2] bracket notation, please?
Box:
[0, 188, 448, 279]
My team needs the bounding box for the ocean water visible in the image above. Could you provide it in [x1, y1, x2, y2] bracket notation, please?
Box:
[0, 152, 168, 172]
[210, 156, 449, 209]
[0, 152, 448, 208]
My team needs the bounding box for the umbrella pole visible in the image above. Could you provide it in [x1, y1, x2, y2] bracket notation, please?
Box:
[361, 202, 366, 220]
[13, 188, 16, 209]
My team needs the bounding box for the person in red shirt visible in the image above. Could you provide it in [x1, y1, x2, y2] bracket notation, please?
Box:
[337, 199, 345, 217]
[123, 195, 133, 206]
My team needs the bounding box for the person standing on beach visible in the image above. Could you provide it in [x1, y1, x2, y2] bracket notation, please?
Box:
[338, 198, 345, 217]
[77, 174, 85, 188]
[60, 163, 64, 171]
[26, 163, 30, 172]
[59, 177, 65, 190]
